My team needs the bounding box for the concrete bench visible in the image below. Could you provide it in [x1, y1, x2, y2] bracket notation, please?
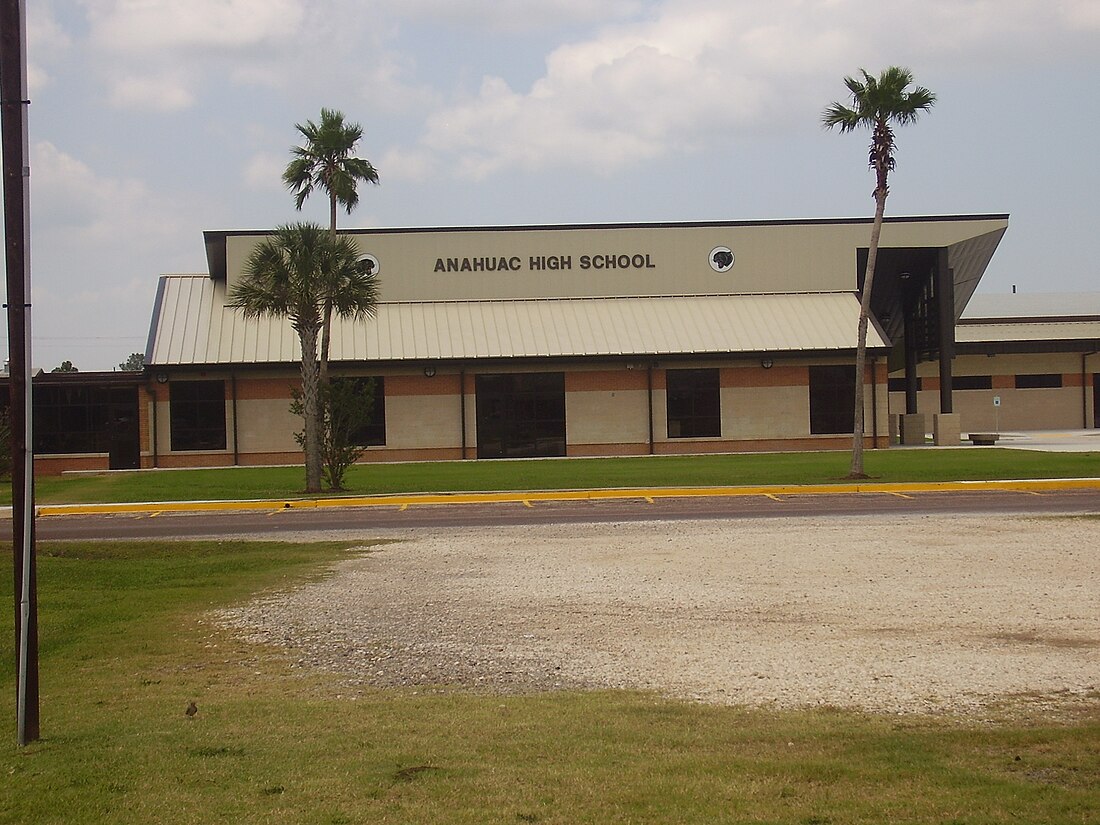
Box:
[968, 433, 1000, 446]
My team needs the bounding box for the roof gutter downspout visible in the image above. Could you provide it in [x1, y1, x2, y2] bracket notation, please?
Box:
[1084, 352, 1098, 429]
[647, 362, 655, 455]
[870, 356, 880, 449]
[146, 384, 158, 468]
[231, 373, 239, 466]
[460, 369, 468, 459]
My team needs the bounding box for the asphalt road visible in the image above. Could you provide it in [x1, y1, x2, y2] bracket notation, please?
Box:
[17, 487, 1100, 541]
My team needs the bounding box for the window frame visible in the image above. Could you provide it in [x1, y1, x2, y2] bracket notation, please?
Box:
[475, 372, 566, 458]
[808, 365, 856, 435]
[1014, 373, 1063, 389]
[665, 368, 721, 439]
[169, 380, 227, 452]
[333, 376, 386, 447]
[953, 375, 993, 390]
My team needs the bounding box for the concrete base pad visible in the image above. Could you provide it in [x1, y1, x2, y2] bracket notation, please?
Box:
[900, 413, 927, 446]
[934, 413, 962, 446]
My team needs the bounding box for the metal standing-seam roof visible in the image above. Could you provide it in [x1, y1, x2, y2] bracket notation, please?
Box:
[957, 292, 1100, 344]
[146, 275, 887, 366]
[961, 293, 1100, 320]
[956, 322, 1100, 344]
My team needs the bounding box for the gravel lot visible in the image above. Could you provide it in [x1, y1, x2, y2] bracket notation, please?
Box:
[218, 514, 1100, 716]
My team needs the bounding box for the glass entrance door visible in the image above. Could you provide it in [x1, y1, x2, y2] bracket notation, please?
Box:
[475, 372, 566, 458]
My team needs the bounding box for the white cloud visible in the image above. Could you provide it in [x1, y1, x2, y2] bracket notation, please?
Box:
[372, 0, 652, 32]
[26, 2, 72, 92]
[82, 0, 306, 53]
[23, 142, 205, 369]
[28, 2, 72, 52]
[243, 152, 286, 191]
[31, 141, 184, 246]
[378, 146, 439, 183]
[410, 0, 1100, 178]
[416, 4, 830, 178]
[108, 73, 195, 111]
[76, 0, 311, 111]
[357, 55, 442, 115]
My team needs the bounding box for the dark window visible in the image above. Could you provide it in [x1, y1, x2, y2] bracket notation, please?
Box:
[666, 368, 721, 438]
[476, 372, 565, 458]
[954, 375, 993, 390]
[809, 365, 856, 435]
[1015, 373, 1062, 389]
[32, 385, 139, 466]
[888, 377, 922, 393]
[332, 377, 386, 446]
[170, 380, 227, 451]
[33, 385, 100, 454]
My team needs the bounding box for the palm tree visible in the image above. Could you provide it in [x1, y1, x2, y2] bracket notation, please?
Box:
[283, 108, 379, 388]
[229, 223, 379, 493]
[822, 67, 935, 478]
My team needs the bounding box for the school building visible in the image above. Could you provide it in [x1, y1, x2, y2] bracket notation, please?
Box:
[16, 213, 1100, 474]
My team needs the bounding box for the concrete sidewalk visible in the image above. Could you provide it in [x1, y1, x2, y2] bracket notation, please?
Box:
[892, 428, 1100, 452]
[989, 429, 1100, 452]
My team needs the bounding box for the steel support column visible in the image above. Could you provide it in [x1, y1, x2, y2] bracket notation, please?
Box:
[937, 248, 955, 414]
[903, 303, 919, 414]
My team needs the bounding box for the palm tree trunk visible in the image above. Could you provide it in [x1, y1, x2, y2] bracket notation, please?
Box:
[319, 192, 339, 389]
[849, 189, 887, 478]
[317, 191, 339, 479]
[299, 324, 323, 493]
[319, 301, 333, 388]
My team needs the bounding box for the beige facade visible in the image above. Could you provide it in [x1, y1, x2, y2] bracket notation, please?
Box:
[137, 355, 891, 470]
[890, 352, 1098, 433]
[887, 292, 1100, 436]
[135, 216, 1018, 469]
[35, 214, 1100, 477]
[27, 215, 1038, 475]
[219, 216, 1008, 303]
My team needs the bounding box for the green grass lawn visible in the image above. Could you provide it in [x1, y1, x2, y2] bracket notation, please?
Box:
[2, 540, 1098, 824]
[14, 447, 1100, 505]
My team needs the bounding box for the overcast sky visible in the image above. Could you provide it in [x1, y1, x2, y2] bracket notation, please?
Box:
[4, 0, 1098, 371]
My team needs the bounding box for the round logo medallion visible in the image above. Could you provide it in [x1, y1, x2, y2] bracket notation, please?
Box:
[709, 246, 734, 273]
[358, 254, 380, 276]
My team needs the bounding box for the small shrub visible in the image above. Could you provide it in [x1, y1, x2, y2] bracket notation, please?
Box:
[290, 377, 378, 492]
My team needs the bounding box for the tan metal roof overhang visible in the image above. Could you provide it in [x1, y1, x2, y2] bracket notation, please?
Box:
[956, 321, 1100, 344]
[147, 276, 887, 366]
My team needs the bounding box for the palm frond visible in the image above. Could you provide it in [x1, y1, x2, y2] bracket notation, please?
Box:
[821, 102, 861, 131]
[230, 222, 335, 329]
[283, 108, 379, 225]
[322, 236, 381, 320]
[822, 66, 935, 134]
[343, 157, 379, 185]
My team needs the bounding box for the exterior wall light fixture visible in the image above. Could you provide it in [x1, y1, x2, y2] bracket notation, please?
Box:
[423, 364, 437, 378]
[760, 358, 774, 369]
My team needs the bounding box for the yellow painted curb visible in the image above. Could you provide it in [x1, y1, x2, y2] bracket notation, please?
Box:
[32, 477, 1100, 518]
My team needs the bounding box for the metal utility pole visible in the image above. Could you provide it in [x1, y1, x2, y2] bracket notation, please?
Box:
[1, 0, 40, 745]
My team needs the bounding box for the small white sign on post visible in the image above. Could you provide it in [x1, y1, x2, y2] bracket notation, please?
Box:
[993, 396, 1001, 434]
[993, 396, 1001, 407]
